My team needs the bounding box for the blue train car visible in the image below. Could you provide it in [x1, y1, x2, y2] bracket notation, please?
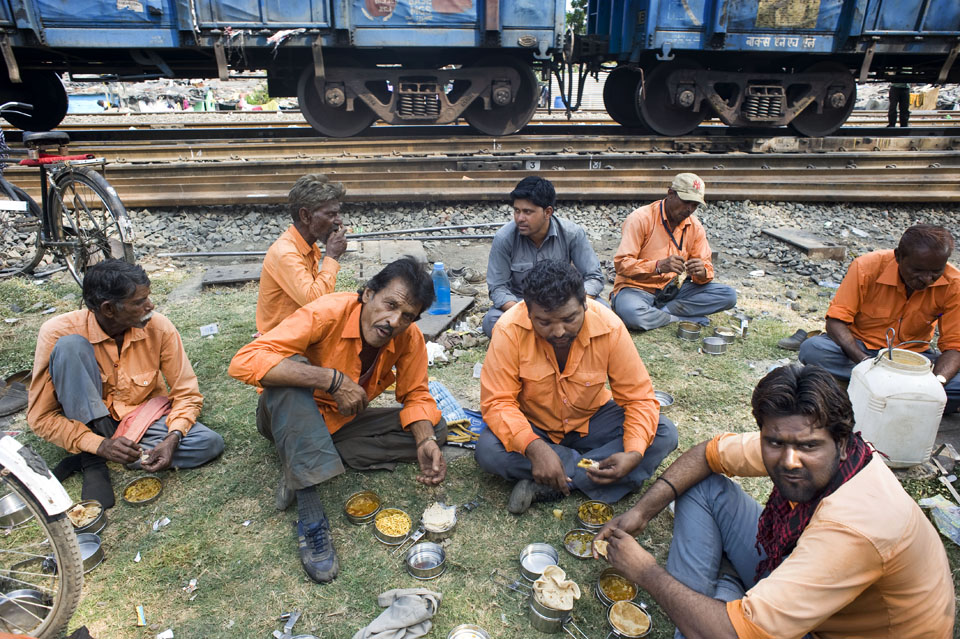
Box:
[0, 0, 564, 135]
[579, 0, 960, 135]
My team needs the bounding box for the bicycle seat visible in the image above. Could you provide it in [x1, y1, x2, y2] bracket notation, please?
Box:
[22, 131, 70, 149]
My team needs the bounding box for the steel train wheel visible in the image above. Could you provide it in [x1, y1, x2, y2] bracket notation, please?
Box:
[0, 471, 83, 638]
[297, 65, 377, 138]
[0, 71, 68, 132]
[51, 166, 135, 285]
[787, 62, 856, 137]
[0, 183, 45, 277]
[464, 56, 539, 136]
[639, 60, 706, 136]
[603, 67, 648, 129]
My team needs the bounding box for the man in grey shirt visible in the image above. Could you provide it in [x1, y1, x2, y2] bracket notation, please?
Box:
[483, 176, 606, 337]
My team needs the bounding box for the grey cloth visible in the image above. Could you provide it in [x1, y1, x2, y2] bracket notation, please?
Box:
[352, 588, 442, 639]
[49, 334, 223, 467]
[486, 216, 605, 310]
[256, 386, 447, 490]
[613, 280, 738, 331]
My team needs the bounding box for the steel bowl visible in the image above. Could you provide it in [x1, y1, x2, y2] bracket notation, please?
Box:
[595, 567, 639, 607]
[447, 624, 490, 639]
[607, 600, 653, 638]
[701, 336, 728, 355]
[76, 532, 104, 573]
[344, 490, 381, 525]
[519, 543, 559, 581]
[373, 508, 412, 545]
[0, 492, 33, 529]
[121, 475, 163, 507]
[68, 499, 107, 535]
[576, 500, 613, 530]
[405, 541, 446, 580]
[422, 503, 457, 541]
[713, 326, 737, 344]
[653, 390, 674, 413]
[528, 597, 571, 634]
[562, 528, 596, 559]
[0, 588, 49, 630]
[676, 321, 701, 341]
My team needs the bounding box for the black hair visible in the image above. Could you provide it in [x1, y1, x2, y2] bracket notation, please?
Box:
[898, 224, 955, 258]
[82, 259, 150, 312]
[521, 259, 585, 312]
[509, 176, 556, 210]
[358, 256, 435, 316]
[288, 173, 346, 223]
[751, 365, 854, 445]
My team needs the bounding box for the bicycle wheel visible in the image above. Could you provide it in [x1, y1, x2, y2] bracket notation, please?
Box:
[50, 166, 135, 285]
[0, 180, 45, 277]
[0, 471, 83, 637]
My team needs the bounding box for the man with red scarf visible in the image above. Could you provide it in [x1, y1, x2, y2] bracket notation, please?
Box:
[594, 365, 954, 639]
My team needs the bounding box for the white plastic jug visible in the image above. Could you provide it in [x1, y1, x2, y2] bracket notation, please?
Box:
[848, 348, 946, 468]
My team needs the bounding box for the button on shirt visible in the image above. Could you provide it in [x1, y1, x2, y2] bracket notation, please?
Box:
[256, 224, 340, 333]
[706, 432, 955, 639]
[612, 200, 714, 296]
[826, 249, 960, 352]
[230, 292, 440, 434]
[27, 310, 203, 455]
[486, 216, 605, 309]
[480, 300, 659, 455]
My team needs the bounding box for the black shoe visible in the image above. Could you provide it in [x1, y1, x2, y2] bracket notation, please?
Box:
[297, 516, 339, 583]
[80, 453, 114, 509]
[0, 381, 27, 417]
[777, 329, 808, 351]
[52, 454, 82, 483]
[275, 474, 294, 511]
[507, 479, 563, 515]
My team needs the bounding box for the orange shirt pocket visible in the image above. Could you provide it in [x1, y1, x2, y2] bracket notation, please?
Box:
[518, 361, 555, 410]
[856, 306, 898, 337]
[126, 370, 159, 405]
[567, 369, 607, 411]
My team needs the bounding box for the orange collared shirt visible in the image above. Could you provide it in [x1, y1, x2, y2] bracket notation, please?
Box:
[230, 292, 440, 433]
[480, 299, 659, 455]
[27, 310, 203, 455]
[706, 432, 955, 639]
[826, 249, 960, 352]
[612, 200, 714, 297]
[255, 224, 340, 333]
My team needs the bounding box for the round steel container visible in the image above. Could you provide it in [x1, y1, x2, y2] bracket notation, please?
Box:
[606, 600, 653, 638]
[69, 499, 107, 536]
[121, 475, 163, 506]
[701, 336, 728, 355]
[595, 568, 639, 607]
[527, 597, 570, 634]
[576, 500, 613, 530]
[0, 492, 33, 529]
[518, 543, 559, 581]
[76, 532, 104, 573]
[0, 589, 48, 629]
[677, 322, 701, 341]
[344, 490, 381, 525]
[713, 326, 737, 344]
[562, 528, 596, 559]
[405, 541, 446, 580]
[653, 390, 674, 413]
[373, 508, 412, 545]
[447, 624, 490, 639]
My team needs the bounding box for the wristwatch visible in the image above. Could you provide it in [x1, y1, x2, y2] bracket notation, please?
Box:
[936, 374, 947, 385]
[417, 435, 438, 448]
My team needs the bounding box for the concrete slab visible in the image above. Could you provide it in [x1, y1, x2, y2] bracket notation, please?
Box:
[415, 294, 474, 342]
[166, 273, 203, 303]
[376, 240, 427, 265]
[202, 263, 262, 287]
[762, 228, 846, 261]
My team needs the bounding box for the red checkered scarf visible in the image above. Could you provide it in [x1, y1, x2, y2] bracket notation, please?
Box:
[754, 432, 872, 579]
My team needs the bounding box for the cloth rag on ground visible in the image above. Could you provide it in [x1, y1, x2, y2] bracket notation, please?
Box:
[111, 396, 171, 444]
[428, 381, 468, 424]
[351, 588, 442, 639]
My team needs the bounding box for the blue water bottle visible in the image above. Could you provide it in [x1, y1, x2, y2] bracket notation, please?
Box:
[428, 262, 451, 315]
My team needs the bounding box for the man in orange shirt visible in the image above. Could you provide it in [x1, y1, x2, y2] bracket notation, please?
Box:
[256, 173, 348, 333]
[476, 260, 677, 514]
[612, 173, 737, 330]
[594, 365, 954, 639]
[799, 224, 960, 410]
[28, 260, 224, 508]
[229, 257, 446, 584]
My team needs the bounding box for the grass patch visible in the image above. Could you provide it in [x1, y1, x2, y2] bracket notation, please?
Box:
[0, 269, 957, 639]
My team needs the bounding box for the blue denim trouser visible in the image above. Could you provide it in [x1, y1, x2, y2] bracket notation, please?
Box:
[798, 333, 960, 412]
[474, 399, 678, 502]
[48, 334, 224, 468]
[613, 281, 738, 331]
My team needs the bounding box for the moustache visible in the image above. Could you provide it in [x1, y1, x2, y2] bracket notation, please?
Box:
[139, 310, 154, 323]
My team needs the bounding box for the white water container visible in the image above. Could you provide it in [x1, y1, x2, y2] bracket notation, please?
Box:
[848, 348, 946, 468]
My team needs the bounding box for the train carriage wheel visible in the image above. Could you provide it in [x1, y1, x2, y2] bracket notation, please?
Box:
[464, 56, 538, 136]
[603, 67, 649, 130]
[297, 65, 377, 138]
[638, 60, 707, 136]
[0, 71, 68, 131]
[787, 61, 856, 138]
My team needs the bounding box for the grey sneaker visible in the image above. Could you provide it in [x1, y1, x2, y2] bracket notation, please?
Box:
[275, 474, 294, 511]
[507, 479, 563, 515]
[297, 517, 339, 584]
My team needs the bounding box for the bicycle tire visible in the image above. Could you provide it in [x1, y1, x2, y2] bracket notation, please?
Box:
[51, 166, 135, 285]
[0, 471, 83, 638]
[0, 180, 45, 277]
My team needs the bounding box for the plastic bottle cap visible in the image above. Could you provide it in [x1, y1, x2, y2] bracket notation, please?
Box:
[435, 262, 444, 268]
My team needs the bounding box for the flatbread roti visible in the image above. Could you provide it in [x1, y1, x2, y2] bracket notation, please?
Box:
[577, 458, 599, 470]
[593, 539, 609, 558]
[533, 565, 582, 611]
[610, 601, 650, 636]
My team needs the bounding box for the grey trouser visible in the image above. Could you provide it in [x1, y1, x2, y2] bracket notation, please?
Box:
[473, 399, 678, 502]
[482, 297, 611, 338]
[48, 334, 224, 467]
[256, 386, 448, 491]
[613, 281, 738, 331]
[798, 333, 960, 411]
